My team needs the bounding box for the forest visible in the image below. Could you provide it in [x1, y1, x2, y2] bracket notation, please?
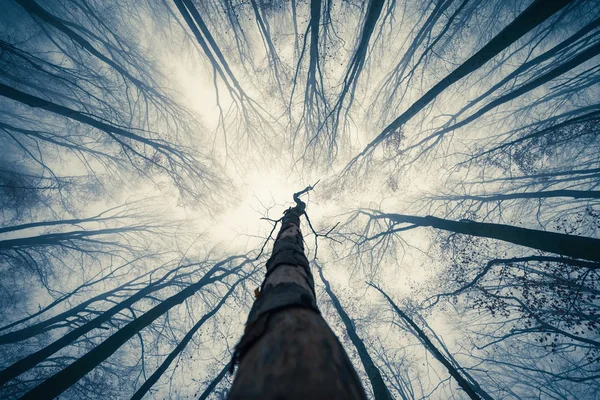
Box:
[0, 0, 599, 398]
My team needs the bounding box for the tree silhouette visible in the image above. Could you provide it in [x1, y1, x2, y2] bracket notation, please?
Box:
[1, 0, 599, 398]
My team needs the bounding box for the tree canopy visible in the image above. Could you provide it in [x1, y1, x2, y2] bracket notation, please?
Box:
[1, 0, 599, 398]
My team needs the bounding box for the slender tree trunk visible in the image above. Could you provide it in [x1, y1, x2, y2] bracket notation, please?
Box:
[377, 213, 600, 262]
[440, 190, 600, 202]
[291, 0, 300, 59]
[478, 108, 600, 157]
[16, 257, 249, 399]
[0, 271, 179, 385]
[198, 362, 230, 400]
[131, 274, 247, 400]
[307, 0, 321, 90]
[0, 227, 143, 250]
[369, 284, 491, 400]
[336, 0, 385, 106]
[0, 214, 117, 235]
[316, 263, 393, 400]
[15, 0, 145, 88]
[228, 189, 367, 400]
[0, 283, 145, 346]
[346, 0, 572, 163]
[451, 16, 600, 121]
[0, 261, 179, 344]
[0, 83, 174, 154]
[176, 0, 245, 95]
[410, 39, 600, 151]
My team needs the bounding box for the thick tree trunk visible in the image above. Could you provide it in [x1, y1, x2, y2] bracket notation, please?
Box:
[316, 263, 393, 400]
[228, 192, 366, 400]
[378, 213, 600, 262]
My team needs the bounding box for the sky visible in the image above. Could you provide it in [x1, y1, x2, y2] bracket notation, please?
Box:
[1, 0, 599, 399]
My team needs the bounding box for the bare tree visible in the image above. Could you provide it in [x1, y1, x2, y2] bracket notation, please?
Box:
[228, 187, 367, 399]
[354, 210, 600, 262]
[369, 283, 491, 400]
[343, 0, 577, 172]
[316, 261, 392, 400]
[2, 0, 599, 398]
[7, 255, 255, 399]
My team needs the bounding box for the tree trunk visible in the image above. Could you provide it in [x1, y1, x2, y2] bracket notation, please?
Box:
[378, 213, 600, 262]
[0, 271, 178, 385]
[346, 0, 572, 163]
[0, 262, 182, 345]
[316, 263, 393, 400]
[0, 227, 142, 250]
[307, 0, 322, 90]
[198, 362, 230, 400]
[412, 39, 600, 151]
[228, 191, 367, 400]
[172, 0, 243, 98]
[0, 83, 172, 153]
[369, 284, 490, 400]
[15, 0, 129, 77]
[16, 257, 249, 399]
[441, 190, 600, 202]
[450, 16, 600, 122]
[131, 274, 246, 400]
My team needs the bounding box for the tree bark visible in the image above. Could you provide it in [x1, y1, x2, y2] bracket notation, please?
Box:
[228, 190, 367, 400]
[377, 213, 600, 262]
[316, 263, 393, 400]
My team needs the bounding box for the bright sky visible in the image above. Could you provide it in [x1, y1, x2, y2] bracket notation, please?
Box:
[3, 1, 597, 398]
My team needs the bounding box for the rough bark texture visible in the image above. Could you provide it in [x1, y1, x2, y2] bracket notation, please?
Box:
[228, 192, 367, 400]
